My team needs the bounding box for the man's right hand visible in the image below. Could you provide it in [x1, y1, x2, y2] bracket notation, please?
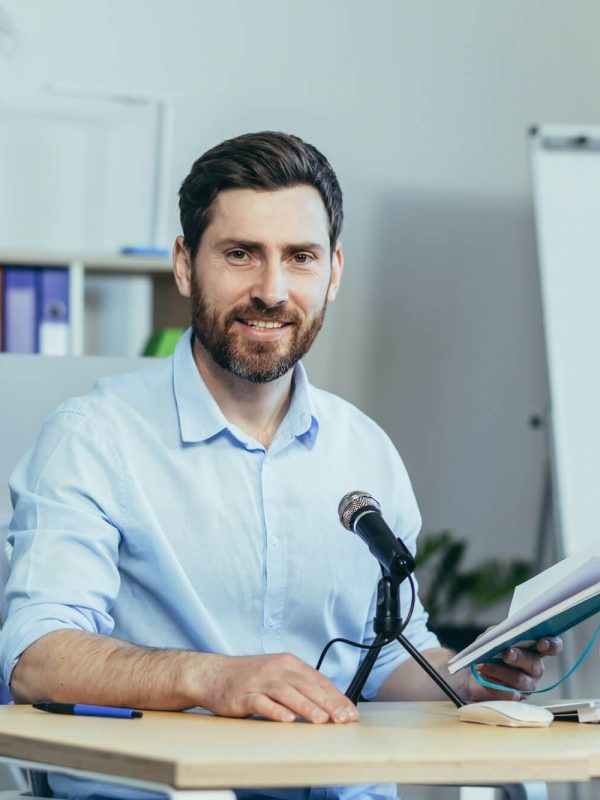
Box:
[12, 632, 358, 724]
[198, 652, 359, 724]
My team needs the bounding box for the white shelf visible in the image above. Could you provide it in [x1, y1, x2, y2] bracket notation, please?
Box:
[0, 250, 171, 272]
[0, 251, 185, 356]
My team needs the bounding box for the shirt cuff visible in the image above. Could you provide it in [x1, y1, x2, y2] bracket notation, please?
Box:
[0, 603, 114, 686]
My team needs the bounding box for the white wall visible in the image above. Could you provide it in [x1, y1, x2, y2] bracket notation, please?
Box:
[2, 0, 600, 583]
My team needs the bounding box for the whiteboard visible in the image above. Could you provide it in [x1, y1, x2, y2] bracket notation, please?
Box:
[530, 125, 600, 557]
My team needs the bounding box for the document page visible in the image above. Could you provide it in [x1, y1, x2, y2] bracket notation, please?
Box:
[449, 549, 600, 664]
[509, 550, 600, 617]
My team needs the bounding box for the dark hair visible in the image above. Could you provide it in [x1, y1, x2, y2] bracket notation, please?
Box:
[179, 131, 343, 259]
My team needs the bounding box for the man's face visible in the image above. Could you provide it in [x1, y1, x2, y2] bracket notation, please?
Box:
[175, 185, 343, 383]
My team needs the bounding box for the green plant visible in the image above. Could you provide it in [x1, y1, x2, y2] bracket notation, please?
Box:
[415, 530, 533, 630]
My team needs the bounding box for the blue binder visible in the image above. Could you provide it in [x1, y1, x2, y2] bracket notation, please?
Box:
[3, 269, 37, 353]
[36, 268, 70, 355]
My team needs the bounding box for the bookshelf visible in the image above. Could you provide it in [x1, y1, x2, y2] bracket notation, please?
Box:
[0, 250, 189, 356]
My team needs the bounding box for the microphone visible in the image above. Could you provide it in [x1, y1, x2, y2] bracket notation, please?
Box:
[338, 490, 465, 709]
[338, 491, 415, 578]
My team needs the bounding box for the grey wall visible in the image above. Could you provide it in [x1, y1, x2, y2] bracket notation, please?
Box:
[2, 0, 600, 590]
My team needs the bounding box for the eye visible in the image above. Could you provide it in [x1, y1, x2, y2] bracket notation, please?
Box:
[227, 249, 250, 262]
[293, 253, 313, 265]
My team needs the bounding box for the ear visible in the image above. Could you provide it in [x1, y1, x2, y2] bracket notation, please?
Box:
[173, 235, 193, 298]
[326, 242, 344, 304]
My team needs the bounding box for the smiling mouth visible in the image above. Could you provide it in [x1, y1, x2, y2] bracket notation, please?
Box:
[238, 319, 291, 330]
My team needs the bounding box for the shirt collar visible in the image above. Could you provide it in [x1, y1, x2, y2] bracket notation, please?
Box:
[173, 328, 319, 448]
[286, 361, 319, 447]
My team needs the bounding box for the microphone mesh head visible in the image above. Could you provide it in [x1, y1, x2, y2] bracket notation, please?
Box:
[338, 490, 381, 531]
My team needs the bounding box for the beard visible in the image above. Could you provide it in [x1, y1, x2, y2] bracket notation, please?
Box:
[190, 274, 328, 384]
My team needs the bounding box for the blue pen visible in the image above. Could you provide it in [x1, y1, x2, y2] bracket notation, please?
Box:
[33, 703, 142, 719]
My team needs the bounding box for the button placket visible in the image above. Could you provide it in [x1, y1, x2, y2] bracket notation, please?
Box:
[260, 451, 286, 651]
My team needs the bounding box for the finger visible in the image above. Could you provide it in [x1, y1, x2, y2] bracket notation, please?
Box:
[293, 678, 359, 723]
[469, 668, 521, 701]
[268, 683, 334, 724]
[501, 647, 545, 679]
[472, 684, 522, 702]
[535, 636, 563, 655]
[276, 656, 358, 722]
[245, 692, 297, 723]
[478, 662, 537, 693]
[273, 653, 338, 696]
[292, 658, 345, 693]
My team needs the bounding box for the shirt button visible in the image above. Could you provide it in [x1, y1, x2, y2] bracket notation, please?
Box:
[266, 617, 275, 628]
[270, 536, 279, 546]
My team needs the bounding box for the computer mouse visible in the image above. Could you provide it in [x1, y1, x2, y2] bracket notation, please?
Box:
[457, 700, 553, 728]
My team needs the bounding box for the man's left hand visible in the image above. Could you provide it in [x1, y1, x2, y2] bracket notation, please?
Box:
[468, 636, 563, 701]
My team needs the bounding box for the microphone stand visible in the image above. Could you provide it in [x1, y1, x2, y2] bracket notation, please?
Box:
[345, 569, 465, 708]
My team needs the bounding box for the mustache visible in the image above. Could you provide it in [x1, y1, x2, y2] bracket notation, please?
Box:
[228, 302, 301, 324]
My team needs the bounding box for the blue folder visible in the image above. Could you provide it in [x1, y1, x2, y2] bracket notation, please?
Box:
[36, 268, 70, 355]
[3, 269, 37, 353]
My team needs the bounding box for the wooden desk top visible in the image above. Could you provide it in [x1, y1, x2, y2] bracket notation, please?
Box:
[1, 702, 600, 789]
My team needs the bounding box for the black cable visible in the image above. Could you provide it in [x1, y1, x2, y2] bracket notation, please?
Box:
[316, 573, 417, 673]
[316, 636, 393, 672]
[404, 572, 416, 628]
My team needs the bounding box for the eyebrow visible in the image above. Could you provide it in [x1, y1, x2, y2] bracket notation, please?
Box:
[213, 238, 326, 256]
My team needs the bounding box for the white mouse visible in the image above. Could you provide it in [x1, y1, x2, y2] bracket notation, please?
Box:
[457, 700, 553, 728]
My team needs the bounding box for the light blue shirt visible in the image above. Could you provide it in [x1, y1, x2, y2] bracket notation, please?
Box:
[2, 329, 437, 800]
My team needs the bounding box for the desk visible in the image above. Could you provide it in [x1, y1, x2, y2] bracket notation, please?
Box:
[0, 702, 599, 797]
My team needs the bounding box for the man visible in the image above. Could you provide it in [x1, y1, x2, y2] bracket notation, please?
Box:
[1, 132, 560, 800]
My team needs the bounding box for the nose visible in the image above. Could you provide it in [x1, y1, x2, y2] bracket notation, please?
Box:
[249, 260, 289, 308]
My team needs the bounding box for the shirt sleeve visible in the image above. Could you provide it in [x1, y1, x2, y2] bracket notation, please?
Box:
[360, 436, 440, 700]
[0, 406, 123, 686]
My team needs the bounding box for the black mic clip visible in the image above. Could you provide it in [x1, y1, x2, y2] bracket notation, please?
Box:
[386, 549, 414, 582]
[374, 576, 404, 637]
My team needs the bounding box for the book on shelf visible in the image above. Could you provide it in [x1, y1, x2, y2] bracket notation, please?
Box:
[37, 268, 69, 355]
[447, 549, 600, 674]
[143, 328, 184, 357]
[1, 266, 69, 355]
[3, 268, 37, 353]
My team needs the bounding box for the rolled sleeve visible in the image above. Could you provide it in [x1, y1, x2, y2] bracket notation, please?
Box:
[0, 407, 123, 686]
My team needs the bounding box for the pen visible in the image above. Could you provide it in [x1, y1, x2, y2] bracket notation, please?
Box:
[33, 703, 142, 719]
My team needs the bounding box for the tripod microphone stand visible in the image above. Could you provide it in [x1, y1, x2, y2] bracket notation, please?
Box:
[345, 569, 465, 707]
[338, 490, 465, 707]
